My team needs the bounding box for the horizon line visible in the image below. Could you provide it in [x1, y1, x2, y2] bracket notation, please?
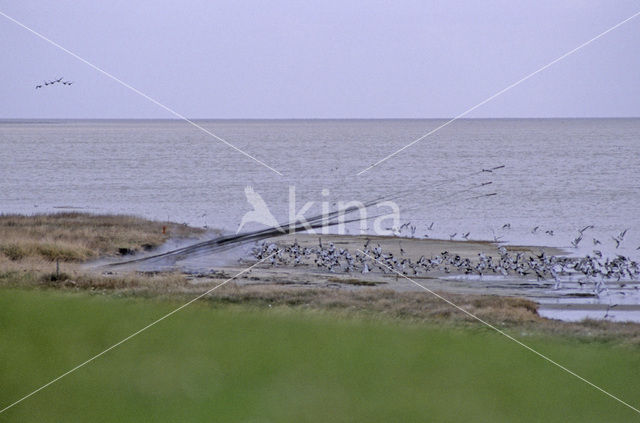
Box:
[2, 116, 640, 121]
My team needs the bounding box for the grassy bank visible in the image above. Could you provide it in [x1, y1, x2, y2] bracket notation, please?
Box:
[2, 213, 640, 343]
[1, 288, 639, 422]
[0, 212, 204, 264]
[0, 212, 204, 288]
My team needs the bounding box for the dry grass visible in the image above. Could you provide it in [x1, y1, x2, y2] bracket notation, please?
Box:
[210, 284, 539, 323]
[204, 284, 640, 344]
[0, 213, 205, 294]
[2, 213, 640, 344]
[0, 213, 205, 263]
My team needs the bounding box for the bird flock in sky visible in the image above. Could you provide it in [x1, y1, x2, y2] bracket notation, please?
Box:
[35, 77, 73, 89]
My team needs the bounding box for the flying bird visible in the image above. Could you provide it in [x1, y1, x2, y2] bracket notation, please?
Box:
[612, 237, 621, 249]
[618, 229, 629, 240]
[35, 78, 74, 89]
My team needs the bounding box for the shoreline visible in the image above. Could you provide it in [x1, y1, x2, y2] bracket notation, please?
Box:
[2, 213, 640, 332]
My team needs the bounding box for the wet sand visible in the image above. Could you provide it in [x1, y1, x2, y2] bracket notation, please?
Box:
[171, 233, 640, 323]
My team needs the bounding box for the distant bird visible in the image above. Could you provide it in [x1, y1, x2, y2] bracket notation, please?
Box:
[449, 233, 457, 240]
[579, 225, 594, 234]
[502, 223, 511, 230]
[612, 237, 621, 249]
[571, 235, 583, 248]
[604, 304, 619, 319]
[462, 232, 470, 240]
[482, 165, 505, 173]
[618, 229, 629, 240]
[531, 226, 539, 234]
[36, 78, 73, 89]
[427, 222, 434, 231]
[593, 238, 601, 245]
[545, 230, 554, 236]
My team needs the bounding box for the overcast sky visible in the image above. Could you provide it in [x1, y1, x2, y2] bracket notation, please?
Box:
[1, 1, 639, 119]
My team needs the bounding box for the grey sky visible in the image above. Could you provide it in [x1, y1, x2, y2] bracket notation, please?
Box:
[1, 1, 639, 119]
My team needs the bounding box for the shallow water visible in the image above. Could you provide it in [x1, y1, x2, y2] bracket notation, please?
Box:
[2, 118, 639, 320]
[1, 118, 638, 254]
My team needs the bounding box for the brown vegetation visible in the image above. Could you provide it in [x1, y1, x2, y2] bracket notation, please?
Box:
[0, 212, 204, 263]
[204, 284, 640, 344]
[2, 213, 639, 344]
[0, 213, 205, 292]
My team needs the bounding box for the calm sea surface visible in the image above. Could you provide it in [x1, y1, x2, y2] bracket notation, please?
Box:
[1, 118, 639, 259]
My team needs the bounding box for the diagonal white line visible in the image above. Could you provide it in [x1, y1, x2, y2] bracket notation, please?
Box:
[0, 253, 275, 415]
[357, 10, 640, 176]
[0, 10, 283, 176]
[357, 249, 640, 415]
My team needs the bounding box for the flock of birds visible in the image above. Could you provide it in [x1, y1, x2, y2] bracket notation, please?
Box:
[35, 77, 73, 89]
[252, 235, 640, 296]
[394, 221, 639, 251]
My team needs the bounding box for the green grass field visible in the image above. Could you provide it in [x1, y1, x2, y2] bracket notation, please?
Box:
[1, 288, 639, 422]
